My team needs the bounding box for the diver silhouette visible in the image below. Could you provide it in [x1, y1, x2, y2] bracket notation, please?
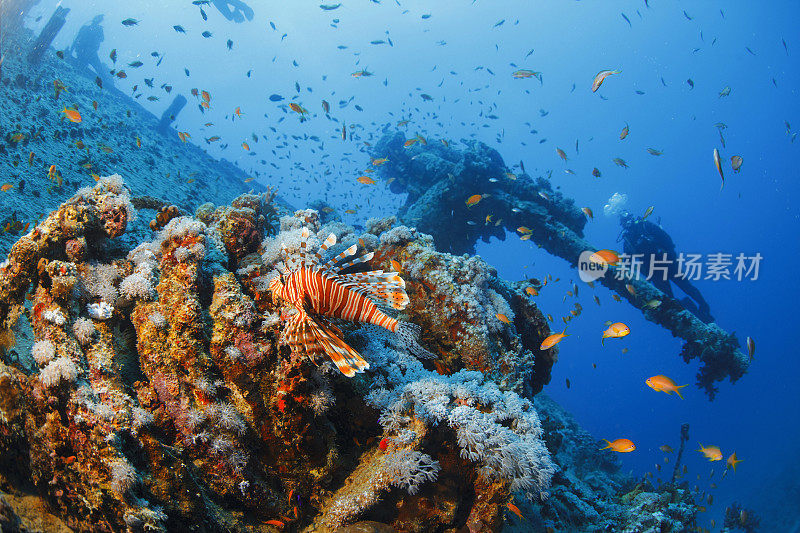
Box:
[67, 15, 113, 89]
[618, 212, 714, 323]
[212, 0, 254, 22]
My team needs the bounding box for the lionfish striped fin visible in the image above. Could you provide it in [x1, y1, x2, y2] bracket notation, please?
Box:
[321, 244, 357, 272]
[339, 271, 405, 288]
[281, 313, 369, 377]
[354, 289, 410, 310]
[340, 277, 410, 310]
[298, 227, 310, 269]
[309, 317, 368, 376]
[312, 233, 337, 266]
[331, 251, 375, 273]
[280, 243, 289, 265]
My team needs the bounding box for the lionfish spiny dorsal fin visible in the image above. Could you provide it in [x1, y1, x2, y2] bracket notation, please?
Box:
[279, 243, 293, 272]
[312, 233, 337, 267]
[299, 227, 310, 269]
[333, 251, 375, 273]
[321, 244, 357, 272]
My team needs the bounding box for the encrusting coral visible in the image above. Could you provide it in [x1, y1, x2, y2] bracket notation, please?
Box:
[0, 175, 701, 532]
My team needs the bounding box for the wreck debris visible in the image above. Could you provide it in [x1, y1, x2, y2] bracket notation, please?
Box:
[372, 132, 749, 398]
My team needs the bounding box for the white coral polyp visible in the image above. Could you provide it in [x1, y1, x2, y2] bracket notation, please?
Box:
[87, 302, 114, 320]
[120, 272, 154, 300]
[39, 357, 78, 387]
[384, 450, 440, 495]
[32, 340, 56, 365]
[43, 308, 66, 326]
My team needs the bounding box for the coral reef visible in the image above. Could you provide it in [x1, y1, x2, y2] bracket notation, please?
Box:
[0, 178, 551, 532]
[371, 131, 749, 398]
[504, 394, 698, 533]
[0, 176, 700, 531]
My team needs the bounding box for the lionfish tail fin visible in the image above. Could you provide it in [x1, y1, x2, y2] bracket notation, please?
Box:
[396, 321, 435, 359]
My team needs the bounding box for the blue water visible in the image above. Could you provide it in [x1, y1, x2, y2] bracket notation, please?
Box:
[23, 0, 800, 528]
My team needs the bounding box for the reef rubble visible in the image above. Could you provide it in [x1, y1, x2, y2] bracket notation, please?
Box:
[372, 131, 749, 399]
[0, 176, 701, 532]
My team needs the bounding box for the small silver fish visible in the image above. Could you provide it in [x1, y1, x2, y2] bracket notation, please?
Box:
[746, 336, 755, 360]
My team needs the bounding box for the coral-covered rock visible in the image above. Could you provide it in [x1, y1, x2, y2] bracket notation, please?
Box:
[64, 237, 87, 262]
[149, 204, 182, 231]
[364, 223, 554, 397]
[0, 180, 699, 532]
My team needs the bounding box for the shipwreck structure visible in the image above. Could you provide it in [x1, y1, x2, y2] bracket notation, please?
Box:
[372, 131, 749, 399]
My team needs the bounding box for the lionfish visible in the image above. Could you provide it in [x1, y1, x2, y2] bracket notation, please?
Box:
[269, 228, 429, 377]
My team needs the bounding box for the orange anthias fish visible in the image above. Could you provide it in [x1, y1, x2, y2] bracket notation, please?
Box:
[506, 501, 523, 519]
[1, 183, 13, 192]
[403, 134, 426, 147]
[269, 228, 427, 377]
[620, 123, 629, 139]
[601, 438, 636, 453]
[540, 328, 568, 350]
[61, 107, 82, 123]
[581, 207, 594, 220]
[242, 142, 250, 151]
[601, 322, 630, 345]
[234, 106, 243, 118]
[726, 452, 743, 472]
[496, 313, 511, 324]
[697, 444, 723, 462]
[356, 176, 376, 185]
[645, 375, 688, 399]
[371, 158, 389, 166]
[592, 69, 621, 92]
[590, 249, 620, 266]
[556, 147, 567, 161]
[465, 194, 482, 207]
[289, 102, 308, 115]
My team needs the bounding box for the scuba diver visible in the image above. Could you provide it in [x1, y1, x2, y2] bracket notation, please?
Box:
[618, 212, 714, 323]
[66, 15, 113, 89]
[212, 0, 254, 22]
